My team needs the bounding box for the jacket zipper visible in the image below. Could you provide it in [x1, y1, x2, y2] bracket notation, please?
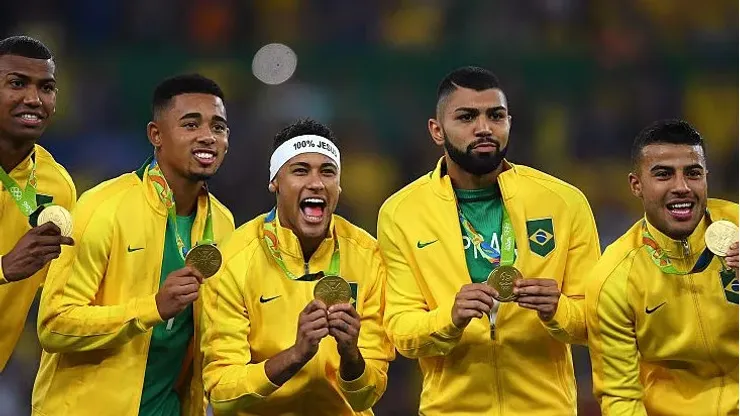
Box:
[683, 238, 726, 414]
[489, 303, 503, 415]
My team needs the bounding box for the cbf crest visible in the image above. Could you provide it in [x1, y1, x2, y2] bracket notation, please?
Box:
[720, 269, 738, 305]
[526, 218, 555, 258]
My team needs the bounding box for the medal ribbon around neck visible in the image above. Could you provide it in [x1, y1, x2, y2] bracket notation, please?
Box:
[262, 207, 340, 280]
[641, 216, 713, 275]
[146, 158, 215, 261]
[457, 201, 516, 267]
[0, 151, 39, 217]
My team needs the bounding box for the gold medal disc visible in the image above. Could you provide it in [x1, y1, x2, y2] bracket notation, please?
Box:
[705, 220, 739, 257]
[486, 265, 523, 302]
[37, 205, 73, 237]
[313, 275, 352, 306]
[185, 244, 223, 278]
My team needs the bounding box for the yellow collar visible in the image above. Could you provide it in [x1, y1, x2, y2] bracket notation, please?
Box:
[644, 214, 709, 259]
[272, 210, 337, 261]
[140, 164, 212, 232]
[429, 156, 519, 201]
[3, 144, 36, 184]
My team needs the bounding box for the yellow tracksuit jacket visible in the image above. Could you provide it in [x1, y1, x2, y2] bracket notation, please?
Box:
[201, 213, 395, 416]
[0, 144, 76, 371]
[377, 158, 601, 416]
[32, 162, 234, 416]
[586, 199, 739, 416]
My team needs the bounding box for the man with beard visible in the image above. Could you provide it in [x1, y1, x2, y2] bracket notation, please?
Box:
[33, 74, 235, 416]
[377, 66, 601, 415]
[586, 119, 738, 416]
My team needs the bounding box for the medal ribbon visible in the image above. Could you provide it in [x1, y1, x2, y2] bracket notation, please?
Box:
[0, 152, 38, 217]
[146, 158, 215, 262]
[455, 192, 515, 340]
[457, 202, 516, 267]
[263, 207, 340, 280]
[641, 218, 713, 275]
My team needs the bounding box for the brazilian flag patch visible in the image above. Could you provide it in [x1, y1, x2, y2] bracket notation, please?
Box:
[720, 269, 738, 305]
[349, 282, 359, 307]
[527, 218, 555, 258]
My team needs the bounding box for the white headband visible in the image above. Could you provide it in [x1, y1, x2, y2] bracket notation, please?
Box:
[269, 135, 341, 181]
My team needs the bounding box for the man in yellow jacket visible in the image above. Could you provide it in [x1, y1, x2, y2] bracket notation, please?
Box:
[0, 35, 76, 372]
[378, 66, 601, 415]
[201, 118, 395, 415]
[33, 74, 235, 416]
[586, 119, 739, 416]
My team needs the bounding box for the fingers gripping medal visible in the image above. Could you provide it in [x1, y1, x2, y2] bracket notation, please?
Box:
[313, 275, 352, 307]
[37, 205, 73, 237]
[705, 220, 739, 257]
[486, 265, 523, 302]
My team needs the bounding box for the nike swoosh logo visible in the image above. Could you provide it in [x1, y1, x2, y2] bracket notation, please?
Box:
[417, 240, 438, 249]
[259, 295, 281, 304]
[645, 302, 666, 314]
[127, 245, 144, 252]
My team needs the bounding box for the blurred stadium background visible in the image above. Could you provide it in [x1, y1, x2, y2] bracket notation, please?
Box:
[1, 1, 738, 415]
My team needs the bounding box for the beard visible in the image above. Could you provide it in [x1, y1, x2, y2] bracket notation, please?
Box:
[188, 172, 213, 182]
[443, 133, 508, 176]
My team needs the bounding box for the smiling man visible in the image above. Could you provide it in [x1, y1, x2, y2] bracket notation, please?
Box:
[0, 35, 76, 373]
[201, 118, 394, 415]
[32, 74, 235, 416]
[586, 119, 739, 416]
[377, 66, 601, 415]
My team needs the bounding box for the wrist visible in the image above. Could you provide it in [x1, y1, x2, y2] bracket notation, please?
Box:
[289, 345, 311, 367]
[339, 345, 362, 363]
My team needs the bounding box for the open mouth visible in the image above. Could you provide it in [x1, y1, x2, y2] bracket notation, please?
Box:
[15, 112, 44, 127]
[666, 201, 694, 221]
[192, 149, 217, 166]
[299, 197, 327, 224]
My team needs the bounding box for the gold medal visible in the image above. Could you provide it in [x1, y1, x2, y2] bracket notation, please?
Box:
[705, 220, 739, 257]
[37, 205, 73, 237]
[313, 275, 352, 306]
[486, 265, 523, 302]
[185, 243, 222, 278]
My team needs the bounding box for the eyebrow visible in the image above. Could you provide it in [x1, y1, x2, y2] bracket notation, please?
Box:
[288, 162, 338, 169]
[650, 163, 704, 172]
[6, 72, 55, 83]
[453, 106, 507, 113]
[179, 113, 227, 123]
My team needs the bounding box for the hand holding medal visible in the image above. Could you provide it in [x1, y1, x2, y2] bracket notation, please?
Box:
[0, 153, 75, 282]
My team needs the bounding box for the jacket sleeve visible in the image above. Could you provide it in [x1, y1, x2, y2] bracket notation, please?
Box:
[586, 258, 647, 416]
[37, 195, 162, 353]
[540, 191, 601, 345]
[336, 248, 395, 411]
[201, 250, 280, 414]
[378, 207, 464, 359]
[0, 173, 77, 286]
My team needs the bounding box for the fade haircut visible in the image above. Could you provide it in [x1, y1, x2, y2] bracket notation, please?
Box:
[0, 36, 53, 61]
[152, 74, 225, 118]
[273, 118, 338, 151]
[436, 66, 502, 115]
[631, 119, 706, 169]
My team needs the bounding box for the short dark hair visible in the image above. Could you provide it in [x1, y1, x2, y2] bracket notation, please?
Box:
[437, 66, 501, 112]
[273, 118, 338, 151]
[631, 119, 706, 167]
[152, 74, 225, 117]
[0, 36, 53, 60]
